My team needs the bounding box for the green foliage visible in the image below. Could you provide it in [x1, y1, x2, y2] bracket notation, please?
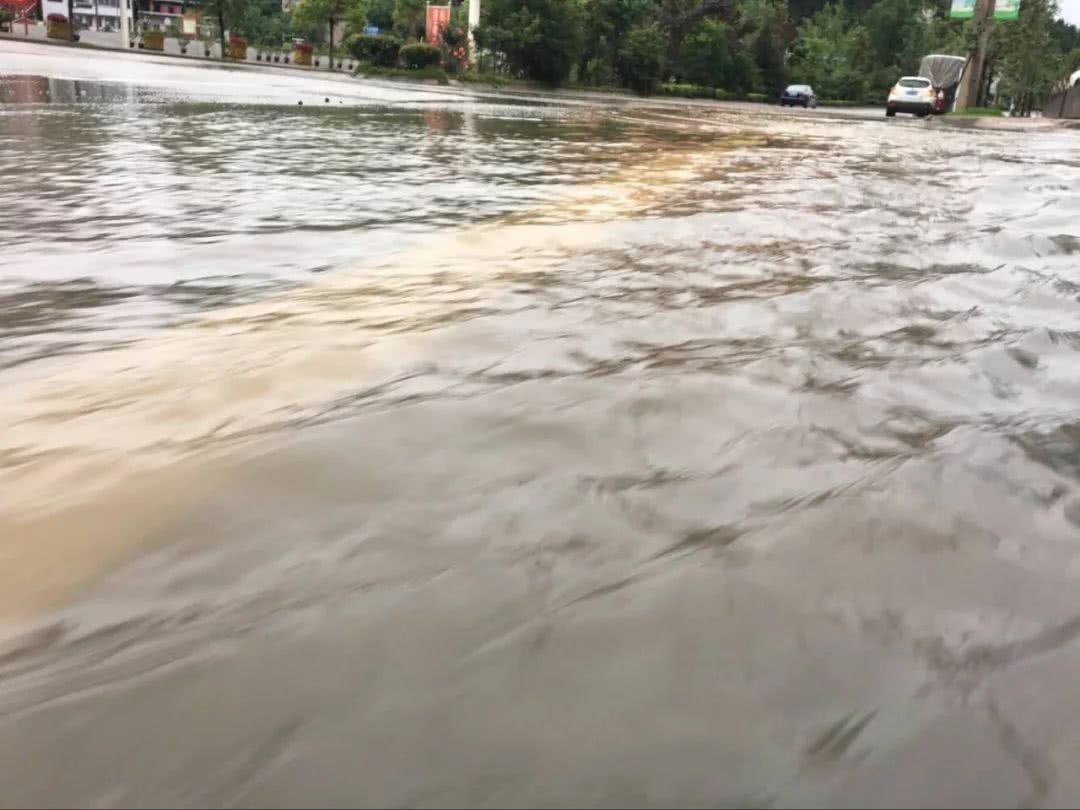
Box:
[230, 0, 292, 46]
[953, 106, 1004, 115]
[677, 20, 731, 87]
[474, 0, 583, 85]
[790, 5, 870, 100]
[365, 0, 395, 30]
[616, 23, 667, 94]
[292, 0, 358, 31]
[581, 0, 654, 80]
[658, 82, 732, 98]
[191, 0, 249, 52]
[355, 64, 449, 82]
[400, 41, 442, 68]
[454, 0, 1073, 107]
[996, 0, 1060, 112]
[348, 32, 402, 65]
[441, 24, 467, 49]
[750, 6, 789, 97]
[456, 71, 512, 86]
[392, 0, 425, 39]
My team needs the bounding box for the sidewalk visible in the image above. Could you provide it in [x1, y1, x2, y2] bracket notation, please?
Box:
[0, 24, 356, 76]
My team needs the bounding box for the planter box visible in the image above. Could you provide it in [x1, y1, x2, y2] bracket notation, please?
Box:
[142, 31, 164, 51]
[227, 37, 247, 59]
[46, 15, 71, 39]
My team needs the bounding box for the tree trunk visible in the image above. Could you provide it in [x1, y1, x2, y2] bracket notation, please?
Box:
[67, 0, 73, 40]
[977, 57, 993, 107]
[328, 16, 334, 69]
[217, 6, 224, 58]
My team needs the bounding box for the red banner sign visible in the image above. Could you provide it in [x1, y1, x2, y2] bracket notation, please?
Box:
[425, 4, 450, 46]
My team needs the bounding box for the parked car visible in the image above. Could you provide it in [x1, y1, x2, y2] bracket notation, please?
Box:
[780, 84, 817, 108]
[886, 77, 936, 117]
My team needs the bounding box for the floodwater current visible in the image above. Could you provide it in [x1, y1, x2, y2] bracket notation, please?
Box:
[2, 39, 1080, 808]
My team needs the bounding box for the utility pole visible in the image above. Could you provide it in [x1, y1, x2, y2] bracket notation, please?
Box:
[467, 0, 479, 67]
[119, 0, 129, 47]
[956, 0, 994, 112]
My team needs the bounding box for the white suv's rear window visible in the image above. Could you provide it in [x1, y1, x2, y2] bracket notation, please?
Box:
[899, 78, 931, 88]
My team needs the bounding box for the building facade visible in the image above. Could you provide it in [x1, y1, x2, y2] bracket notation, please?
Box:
[42, 0, 185, 32]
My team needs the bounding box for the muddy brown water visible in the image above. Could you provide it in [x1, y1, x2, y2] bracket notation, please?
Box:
[2, 41, 1080, 808]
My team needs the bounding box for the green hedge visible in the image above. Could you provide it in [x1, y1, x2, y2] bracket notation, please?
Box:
[347, 34, 402, 68]
[354, 65, 449, 84]
[400, 43, 441, 70]
[657, 83, 730, 100]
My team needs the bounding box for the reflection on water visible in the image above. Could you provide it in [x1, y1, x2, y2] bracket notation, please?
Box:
[3, 55, 1080, 808]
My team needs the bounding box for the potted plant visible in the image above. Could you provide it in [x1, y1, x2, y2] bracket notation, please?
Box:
[143, 29, 165, 51]
[227, 34, 247, 60]
[293, 40, 313, 66]
[45, 13, 70, 40]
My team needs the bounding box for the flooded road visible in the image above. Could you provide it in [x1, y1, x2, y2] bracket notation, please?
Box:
[3, 40, 1080, 807]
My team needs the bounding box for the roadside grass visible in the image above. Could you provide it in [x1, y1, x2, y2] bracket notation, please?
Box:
[952, 107, 1004, 117]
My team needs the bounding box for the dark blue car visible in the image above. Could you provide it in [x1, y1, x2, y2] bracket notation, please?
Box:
[780, 84, 818, 108]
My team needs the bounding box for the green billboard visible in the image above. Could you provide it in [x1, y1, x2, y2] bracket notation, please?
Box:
[949, 0, 975, 18]
[993, 0, 1020, 19]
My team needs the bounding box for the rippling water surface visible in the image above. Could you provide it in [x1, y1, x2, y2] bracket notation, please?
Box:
[3, 40, 1080, 808]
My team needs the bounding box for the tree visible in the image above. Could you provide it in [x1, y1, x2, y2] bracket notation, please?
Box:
[294, 0, 364, 66]
[473, 0, 583, 85]
[392, 0, 424, 39]
[580, 0, 655, 82]
[790, 4, 871, 100]
[366, 0, 394, 30]
[232, 0, 292, 46]
[750, 8, 790, 95]
[677, 19, 732, 85]
[617, 23, 667, 93]
[996, 0, 1060, 114]
[197, 0, 249, 56]
[864, 0, 927, 78]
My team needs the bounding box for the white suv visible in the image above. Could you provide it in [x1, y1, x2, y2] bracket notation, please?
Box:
[886, 77, 936, 118]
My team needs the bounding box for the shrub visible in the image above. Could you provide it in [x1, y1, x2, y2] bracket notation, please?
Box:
[354, 64, 449, 84]
[441, 25, 466, 50]
[657, 83, 731, 100]
[348, 33, 402, 67]
[616, 24, 666, 95]
[400, 42, 441, 69]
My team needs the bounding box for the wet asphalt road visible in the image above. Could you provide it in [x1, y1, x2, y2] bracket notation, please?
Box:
[2, 39, 1080, 808]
